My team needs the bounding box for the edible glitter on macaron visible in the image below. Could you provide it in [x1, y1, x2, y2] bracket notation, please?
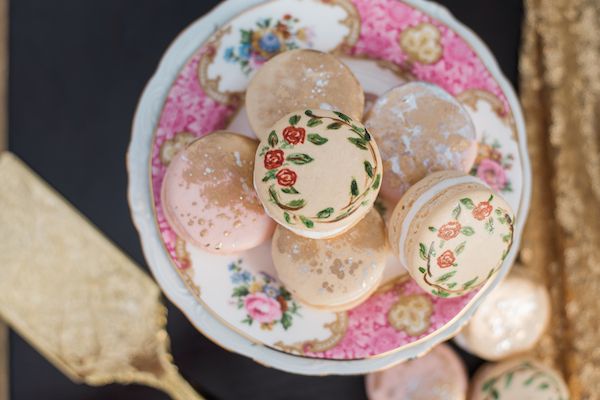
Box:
[366, 82, 477, 202]
[455, 267, 550, 360]
[272, 208, 387, 311]
[161, 131, 275, 253]
[366, 344, 468, 400]
[254, 108, 383, 239]
[387, 171, 514, 298]
[470, 359, 569, 400]
[246, 49, 364, 140]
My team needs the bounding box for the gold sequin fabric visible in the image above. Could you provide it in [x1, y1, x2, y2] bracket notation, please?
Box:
[520, 0, 600, 398]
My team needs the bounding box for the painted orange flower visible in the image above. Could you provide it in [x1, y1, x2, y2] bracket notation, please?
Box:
[437, 221, 462, 240]
[472, 201, 493, 220]
[437, 250, 456, 268]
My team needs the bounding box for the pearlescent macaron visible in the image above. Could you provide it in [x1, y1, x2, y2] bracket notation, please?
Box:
[387, 171, 514, 298]
[272, 208, 387, 311]
[161, 131, 275, 253]
[455, 267, 550, 360]
[246, 49, 364, 140]
[366, 82, 477, 202]
[470, 359, 569, 400]
[254, 109, 383, 239]
[366, 344, 468, 400]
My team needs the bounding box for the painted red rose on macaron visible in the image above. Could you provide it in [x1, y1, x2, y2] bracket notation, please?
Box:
[264, 149, 284, 169]
[282, 126, 306, 145]
[276, 168, 297, 187]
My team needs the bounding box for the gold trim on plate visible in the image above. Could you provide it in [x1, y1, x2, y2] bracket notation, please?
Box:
[274, 313, 349, 355]
[456, 89, 518, 138]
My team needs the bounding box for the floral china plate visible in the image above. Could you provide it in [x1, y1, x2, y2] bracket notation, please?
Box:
[128, 0, 531, 375]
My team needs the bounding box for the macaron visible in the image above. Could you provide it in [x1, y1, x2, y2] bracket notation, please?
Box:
[246, 49, 364, 141]
[161, 131, 275, 253]
[254, 108, 383, 239]
[470, 359, 569, 400]
[272, 208, 387, 311]
[365, 344, 468, 400]
[454, 267, 550, 360]
[365, 82, 477, 202]
[387, 170, 514, 298]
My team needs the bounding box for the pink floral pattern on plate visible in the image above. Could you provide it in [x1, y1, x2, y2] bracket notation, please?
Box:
[148, 0, 516, 359]
[305, 278, 474, 359]
[351, 0, 509, 113]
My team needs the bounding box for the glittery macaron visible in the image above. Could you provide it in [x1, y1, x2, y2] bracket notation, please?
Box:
[366, 344, 468, 400]
[272, 208, 387, 311]
[161, 131, 275, 253]
[246, 49, 364, 141]
[254, 108, 383, 239]
[470, 359, 569, 400]
[387, 170, 514, 298]
[365, 82, 477, 202]
[454, 267, 550, 360]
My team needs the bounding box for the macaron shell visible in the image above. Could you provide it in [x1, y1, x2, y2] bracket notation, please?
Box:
[366, 82, 477, 202]
[365, 344, 468, 400]
[161, 131, 275, 253]
[272, 208, 387, 311]
[246, 49, 364, 140]
[470, 359, 569, 400]
[254, 109, 382, 239]
[388, 172, 514, 298]
[388, 170, 465, 258]
[455, 268, 550, 361]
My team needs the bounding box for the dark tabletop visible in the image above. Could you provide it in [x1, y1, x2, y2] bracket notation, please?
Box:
[7, 0, 522, 399]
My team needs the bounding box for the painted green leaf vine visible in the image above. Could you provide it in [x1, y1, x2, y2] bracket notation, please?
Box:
[262, 109, 381, 229]
[420, 195, 515, 297]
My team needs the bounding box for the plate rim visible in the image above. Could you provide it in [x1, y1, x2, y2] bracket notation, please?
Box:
[127, 0, 531, 375]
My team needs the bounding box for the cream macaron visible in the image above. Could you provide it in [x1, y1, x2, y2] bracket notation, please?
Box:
[272, 208, 387, 311]
[470, 359, 569, 400]
[366, 344, 468, 400]
[161, 131, 275, 253]
[454, 267, 550, 360]
[387, 171, 514, 298]
[246, 49, 364, 140]
[366, 82, 477, 202]
[254, 108, 383, 239]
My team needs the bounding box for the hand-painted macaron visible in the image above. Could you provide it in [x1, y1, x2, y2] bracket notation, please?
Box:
[246, 49, 364, 141]
[387, 170, 514, 298]
[254, 109, 383, 239]
[272, 208, 387, 311]
[455, 267, 550, 360]
[366, 82, 477, 202]
[366, 344, 468, 400]
[470, 359, 569, 400]
[161, 131, 275, 253]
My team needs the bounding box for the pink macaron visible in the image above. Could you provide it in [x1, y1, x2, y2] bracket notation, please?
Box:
[161, 131, 275, 253]
[366, 344, 468, 400]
